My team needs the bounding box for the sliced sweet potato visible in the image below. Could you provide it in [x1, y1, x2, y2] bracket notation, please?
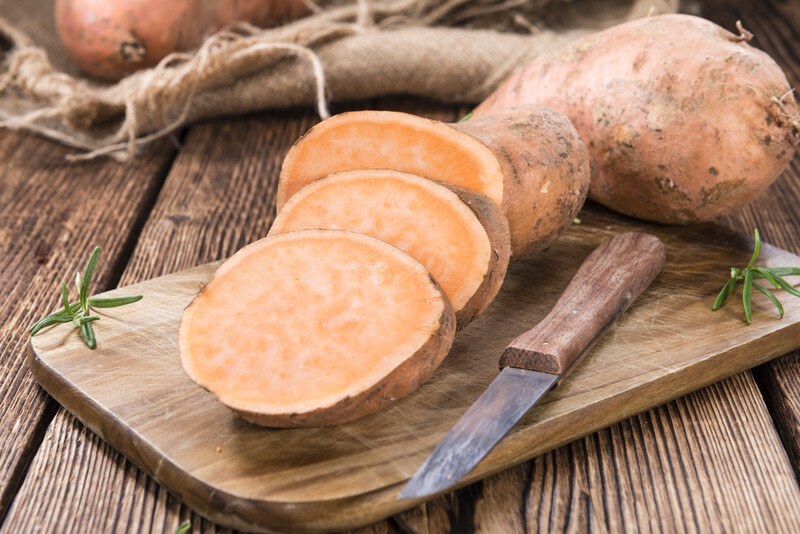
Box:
[179, 230, 456, 427]
[269, 170, 511, 326]
[277, 105, 590, 257]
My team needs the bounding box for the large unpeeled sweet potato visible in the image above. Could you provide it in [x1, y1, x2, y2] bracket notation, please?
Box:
[277, 105, 590, 257]
[56, 0, 308, 80]
[179, 230, 456, 427]
[270, 170, 511, 327]
[476, 14, 799, 224]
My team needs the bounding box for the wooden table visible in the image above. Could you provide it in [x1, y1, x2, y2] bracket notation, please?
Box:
[1, 1, 799, 532]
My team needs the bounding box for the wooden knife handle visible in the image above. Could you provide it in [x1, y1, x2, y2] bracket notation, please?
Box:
[499, 232, 665, 377]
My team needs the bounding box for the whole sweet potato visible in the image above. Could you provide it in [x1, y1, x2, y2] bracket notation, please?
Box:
[476, 14, 799, 224]
[56, 0, 307, 81]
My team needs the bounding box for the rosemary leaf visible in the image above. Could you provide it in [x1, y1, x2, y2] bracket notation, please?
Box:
[29, 314, 74, 336]
[772, 274, 800, 298]
[765, 267, 800, 277]
[80, 321, 96, 350]
[743, 269, 754, 324]
[754, 282, 784, 318]
[30, 245, 142, 349]
[457, 111, 473, 123]
[754, 266, 782, 289]
[711, 277, 737, 311]
[74, 271, 82, 301]
[174, 520, 191, 534]
[88, 295, 143, 308]
[61, 282, 74, 316]
[80, 246, 101, 312]
[713, 228, 800, 324]
[745, 229, 761, 270]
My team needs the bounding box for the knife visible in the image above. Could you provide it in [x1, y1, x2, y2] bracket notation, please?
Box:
[397, 231, 666, 500]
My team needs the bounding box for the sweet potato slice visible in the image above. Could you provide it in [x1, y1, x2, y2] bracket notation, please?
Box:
[277, 105, 590, 257]
[179, 230, 455, 427]
[269, 170, 511, 326]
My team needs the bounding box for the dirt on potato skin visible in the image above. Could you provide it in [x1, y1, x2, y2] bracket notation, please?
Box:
[455, 105, 590, 257]
[476, 14, 799, 224]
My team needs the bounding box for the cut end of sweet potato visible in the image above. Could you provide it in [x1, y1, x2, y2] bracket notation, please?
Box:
[179, 230, 455, 427]
[269, 170, 510, 326]
[277, 111, 504, 210]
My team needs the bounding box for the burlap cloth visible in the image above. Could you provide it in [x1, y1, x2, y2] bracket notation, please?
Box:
[0, 0, 678, 160]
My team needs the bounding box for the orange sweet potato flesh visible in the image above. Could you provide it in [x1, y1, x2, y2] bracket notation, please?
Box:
[476, 14, 799, 224]
[56, 0, 308, 81]
[179, 230, 456, 427]
[278, 105, 590, 257]
[269, 170, 511, 326]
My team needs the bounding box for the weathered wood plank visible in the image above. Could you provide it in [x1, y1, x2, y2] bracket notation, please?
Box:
[23, 202, 800, 531]
[0, 102, 458, 533]
[457, 2, 800, 531]
[6, 0, 800, 529]
[700, 0, 800, 480]
[0, 109, 329, 533]
[470, 374, 800, 533]
[0, 131, 174, 522]
[8, 95, 800, 532]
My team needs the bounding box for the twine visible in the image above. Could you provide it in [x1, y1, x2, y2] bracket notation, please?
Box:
[0, 0, 677, 161]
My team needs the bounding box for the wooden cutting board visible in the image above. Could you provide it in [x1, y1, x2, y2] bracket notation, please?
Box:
[28, 204, 800, 533]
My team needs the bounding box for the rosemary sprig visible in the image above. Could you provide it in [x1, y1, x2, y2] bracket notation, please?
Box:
[29, 246, 142, 349]
[711, 229, 800, 324]
[173, 520, 191, 534]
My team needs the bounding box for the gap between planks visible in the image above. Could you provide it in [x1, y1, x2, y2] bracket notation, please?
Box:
[705, 0, 800, 483]
[0, 128, 178, 527]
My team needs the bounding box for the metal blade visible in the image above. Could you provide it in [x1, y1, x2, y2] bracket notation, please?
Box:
[397, 367, 558, 500]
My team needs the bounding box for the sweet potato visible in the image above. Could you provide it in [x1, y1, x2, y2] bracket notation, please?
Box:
[179, 230, 456, 427]
[278, 105, 590, 257]
[476, 14, 799, 224]
[269, 170, 511, 326]
[55, 0, 308, 81]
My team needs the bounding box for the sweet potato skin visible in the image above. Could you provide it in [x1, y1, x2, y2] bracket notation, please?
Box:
[476, 14, 799, 224]
[55, 0, 307, 80]
[444, 184, 511, 324]
[455, 105, 590, 257]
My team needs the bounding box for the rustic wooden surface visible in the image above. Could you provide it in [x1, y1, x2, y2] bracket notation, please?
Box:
[1, 0, 800, 532]
[22, 204, 800, 532]
[0, 130, 174, 523]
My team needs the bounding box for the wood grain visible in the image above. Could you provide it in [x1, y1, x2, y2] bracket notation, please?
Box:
[18, 204, 800, 532]
[4, 0, 800, 530]
[0, 129, 173, 521]
[476, 373, 800, 533]
[2, 101, 460, 534]
[702, 0, 800, 482]
[500, 232, 665, 375]
[0, 109, 314, 534]
[466, 2, 800, 531]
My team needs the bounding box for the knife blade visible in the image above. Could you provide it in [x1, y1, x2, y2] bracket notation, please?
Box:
[398, 232, 666, 501]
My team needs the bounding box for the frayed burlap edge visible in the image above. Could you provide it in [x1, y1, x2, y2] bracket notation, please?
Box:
[0, 0, 677, 161]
